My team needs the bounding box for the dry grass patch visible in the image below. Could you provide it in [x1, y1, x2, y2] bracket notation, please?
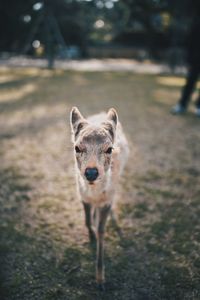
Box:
[0, 67, 200, 300]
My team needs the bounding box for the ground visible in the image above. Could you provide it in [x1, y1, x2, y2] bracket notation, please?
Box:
[0, 67, 200, 300]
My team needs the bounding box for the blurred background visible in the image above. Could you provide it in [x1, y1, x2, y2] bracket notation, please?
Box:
[0, 0, 199, 68]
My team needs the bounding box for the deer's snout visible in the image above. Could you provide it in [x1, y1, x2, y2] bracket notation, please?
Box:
[85, 167, 99, 182]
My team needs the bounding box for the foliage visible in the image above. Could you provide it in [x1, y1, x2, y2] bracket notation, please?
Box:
[0, 0, 199, 56]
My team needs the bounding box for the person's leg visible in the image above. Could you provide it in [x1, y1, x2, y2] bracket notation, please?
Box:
[179, 66, 199, 108]
[195, 88, 200, 117]
[195, 89, 200, 108]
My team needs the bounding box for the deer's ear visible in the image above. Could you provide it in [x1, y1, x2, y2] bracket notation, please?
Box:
[107, 108, 118, 129]
[71, 107, 84, 125]
[70, 107, 87, 137]
[103, 108, 118, 142]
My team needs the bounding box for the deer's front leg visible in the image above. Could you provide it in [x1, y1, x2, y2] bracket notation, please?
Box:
[96, 204, 111, 290]
[82, 201, 96, 243]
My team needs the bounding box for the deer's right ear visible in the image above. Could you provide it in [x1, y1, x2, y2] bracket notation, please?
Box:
[71, 107, 84, 125]
[70, 107, 87, 137]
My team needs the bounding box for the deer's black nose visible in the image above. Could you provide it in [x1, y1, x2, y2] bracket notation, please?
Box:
[85, 168, 99, 182]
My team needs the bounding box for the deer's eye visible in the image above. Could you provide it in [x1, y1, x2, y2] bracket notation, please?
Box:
[105, 147, 113, 154]
[75, 146, 82, 153]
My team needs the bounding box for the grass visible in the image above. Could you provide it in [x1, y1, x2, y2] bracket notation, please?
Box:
[0, 67, 200, 299]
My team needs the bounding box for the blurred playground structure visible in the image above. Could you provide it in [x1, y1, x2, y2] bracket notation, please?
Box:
[0, 0, 200, 68]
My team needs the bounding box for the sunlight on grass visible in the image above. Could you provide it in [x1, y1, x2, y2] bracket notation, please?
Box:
[153, 88, 200, 106]
[0, 74, 18, 83]
[157, 76, 200, 88]
[157, 76, 186, 87]
[153, 89, 179, 105]
[0, 83, 37, 102]
[16, 67, 64, 77]
[1, 102, 69, 130]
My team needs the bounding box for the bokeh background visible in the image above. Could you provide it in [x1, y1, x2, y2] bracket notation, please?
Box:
[0, 0, 200, 67]
[0, 1, 200, 300]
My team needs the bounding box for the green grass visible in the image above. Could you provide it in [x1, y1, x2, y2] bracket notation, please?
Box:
[0, 67, 200, 299]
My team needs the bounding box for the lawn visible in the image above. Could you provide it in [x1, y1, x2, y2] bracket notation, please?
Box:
[0, 67, 200, 300]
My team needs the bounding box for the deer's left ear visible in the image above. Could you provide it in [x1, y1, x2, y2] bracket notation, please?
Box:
[103, 108, 118, 142]
[107, 108, 118, 129]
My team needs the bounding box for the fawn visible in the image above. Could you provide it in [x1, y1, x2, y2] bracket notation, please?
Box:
[70, 107, 129, 290]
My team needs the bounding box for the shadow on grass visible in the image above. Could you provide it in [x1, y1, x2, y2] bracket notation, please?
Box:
[0, 167, 31, 217]
[0, 77, 35, 90]
[0, 72, 64, 113]
[0, 168, 200, 300]
[0, 224, 84, 300]
[117, 169, 200, 300]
